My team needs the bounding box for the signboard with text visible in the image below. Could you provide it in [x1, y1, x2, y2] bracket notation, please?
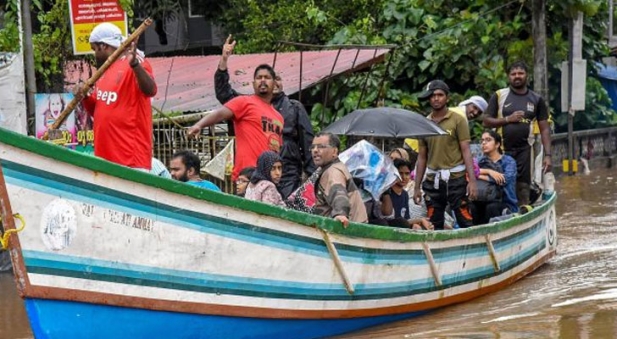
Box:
[68, 0, 128, 55]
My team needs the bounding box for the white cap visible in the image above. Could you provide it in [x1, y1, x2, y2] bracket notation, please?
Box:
[459, 95, 488, 113]
[89, 23, 124, 48]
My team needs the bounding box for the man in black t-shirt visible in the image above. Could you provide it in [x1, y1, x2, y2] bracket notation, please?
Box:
[483, 61, 552, 206]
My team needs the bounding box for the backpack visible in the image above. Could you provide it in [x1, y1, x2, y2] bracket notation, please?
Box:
[475, 158, 504, 202]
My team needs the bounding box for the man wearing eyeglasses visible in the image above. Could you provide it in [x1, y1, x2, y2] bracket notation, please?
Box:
[311, 132, 367, 227]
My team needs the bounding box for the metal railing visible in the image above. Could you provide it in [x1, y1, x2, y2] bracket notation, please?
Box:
[551, 126, 617, 169]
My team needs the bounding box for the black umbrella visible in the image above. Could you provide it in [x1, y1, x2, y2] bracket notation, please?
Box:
[322, 107, 447, 138]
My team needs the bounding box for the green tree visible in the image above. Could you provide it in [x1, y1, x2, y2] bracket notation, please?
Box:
[0, 0, 20, 52]
[293, 0, 616, 133]
[1, 0, 616, 132]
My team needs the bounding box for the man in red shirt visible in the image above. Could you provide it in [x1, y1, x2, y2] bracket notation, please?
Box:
[80, 23, 157, 170]
[187, 64, 284, 180]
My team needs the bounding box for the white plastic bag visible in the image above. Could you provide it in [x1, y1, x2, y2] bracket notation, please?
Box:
[339, 140, 400, 200]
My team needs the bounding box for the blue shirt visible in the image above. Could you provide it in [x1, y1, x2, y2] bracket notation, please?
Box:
[495, 155, 518, 213]
[188, 180, 221, 192]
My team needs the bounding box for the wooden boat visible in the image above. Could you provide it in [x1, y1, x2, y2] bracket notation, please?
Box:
[0, 128, 557, 339]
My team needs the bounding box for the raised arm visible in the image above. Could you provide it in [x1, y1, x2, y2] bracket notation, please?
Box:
[215, 35, 240, 105]
[127, 42, 157, 97]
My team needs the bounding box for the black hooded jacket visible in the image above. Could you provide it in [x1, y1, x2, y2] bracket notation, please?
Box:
[215, 69, 316, 197]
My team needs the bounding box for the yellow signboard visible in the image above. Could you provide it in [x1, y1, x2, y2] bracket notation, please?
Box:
[68, 0, 128, 55]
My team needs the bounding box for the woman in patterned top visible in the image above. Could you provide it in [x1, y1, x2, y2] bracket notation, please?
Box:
[245, 151, 286, 206]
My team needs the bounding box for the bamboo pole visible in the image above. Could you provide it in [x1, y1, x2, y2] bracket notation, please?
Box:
[422, 242, 442, 287]
[21, 0, 37, 133]
[484, 234, 501, 272]
[319, 229, 355, 294]
[152, 111, 211, 126]
[43, 18, 153, 140]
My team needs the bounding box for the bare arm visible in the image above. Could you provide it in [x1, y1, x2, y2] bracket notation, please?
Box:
[460, 140, 477, 200]
[483, 94, 507, 128]
[538, 120, 552, 155]
[483, 115, 509, 128]
[218, 35, 236, 71]
[413, 145, 428, 205]
[479, 168, 505, 184]
[380, 193, 393, 217]
[187, 107, 234, 138]
[126, 42, 156, 97]
[132, 63, 157, 97]
[538, 119, 552, 172]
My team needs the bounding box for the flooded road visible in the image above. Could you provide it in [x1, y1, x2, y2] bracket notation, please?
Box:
[335, 168, 617, 339]
[0, 168, 615, 338]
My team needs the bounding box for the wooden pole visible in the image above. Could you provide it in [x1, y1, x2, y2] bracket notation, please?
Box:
[21, 0, 37, 135]
[532, 0, 548, 178]
[421, 243, 442, 287]
[43, 18, 153, 139]
[152, 111, 210, 127]
[319, 229, 355, 294]
[532, 0, 549, 102]
[484, 235, 501, 272]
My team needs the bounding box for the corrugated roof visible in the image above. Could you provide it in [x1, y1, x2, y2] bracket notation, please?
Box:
[64, 49, 390, 113]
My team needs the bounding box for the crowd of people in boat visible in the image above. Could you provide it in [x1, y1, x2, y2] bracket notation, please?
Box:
[158, 127, 528, 230]
[82, 25, 552, 230]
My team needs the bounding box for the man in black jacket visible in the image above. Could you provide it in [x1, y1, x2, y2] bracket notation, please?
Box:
[214, 36, 316, 198]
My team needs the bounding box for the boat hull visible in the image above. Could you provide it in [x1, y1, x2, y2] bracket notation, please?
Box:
[25, 298, 427, 339]
[0, 128, 558, 338]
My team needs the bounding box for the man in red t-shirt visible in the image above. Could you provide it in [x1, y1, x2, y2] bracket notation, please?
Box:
[79, 23, 157, 170]
[187, 64, 283, 180]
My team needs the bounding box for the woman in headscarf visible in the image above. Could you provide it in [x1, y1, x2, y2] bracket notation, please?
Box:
[245, 151, 286, 206]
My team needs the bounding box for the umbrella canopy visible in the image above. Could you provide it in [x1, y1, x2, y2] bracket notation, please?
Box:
[322, 107, 447, 138]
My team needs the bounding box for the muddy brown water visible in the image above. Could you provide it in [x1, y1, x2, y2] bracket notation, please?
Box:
[1, 168, 615, 339]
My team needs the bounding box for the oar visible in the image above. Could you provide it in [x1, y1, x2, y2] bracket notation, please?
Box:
[42, 18, 154, 140]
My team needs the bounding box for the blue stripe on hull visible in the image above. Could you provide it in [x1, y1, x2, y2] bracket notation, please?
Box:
[24, 298, 427, 339]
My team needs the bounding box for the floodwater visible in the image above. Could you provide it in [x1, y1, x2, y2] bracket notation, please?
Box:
[335, 168, 617, 339]
[0, 168, 615, 339]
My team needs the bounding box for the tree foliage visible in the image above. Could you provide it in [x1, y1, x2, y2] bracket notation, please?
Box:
[0, 0, 20, 52]
[206, 0, 616, 133]
[0, 0, 615, 132]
